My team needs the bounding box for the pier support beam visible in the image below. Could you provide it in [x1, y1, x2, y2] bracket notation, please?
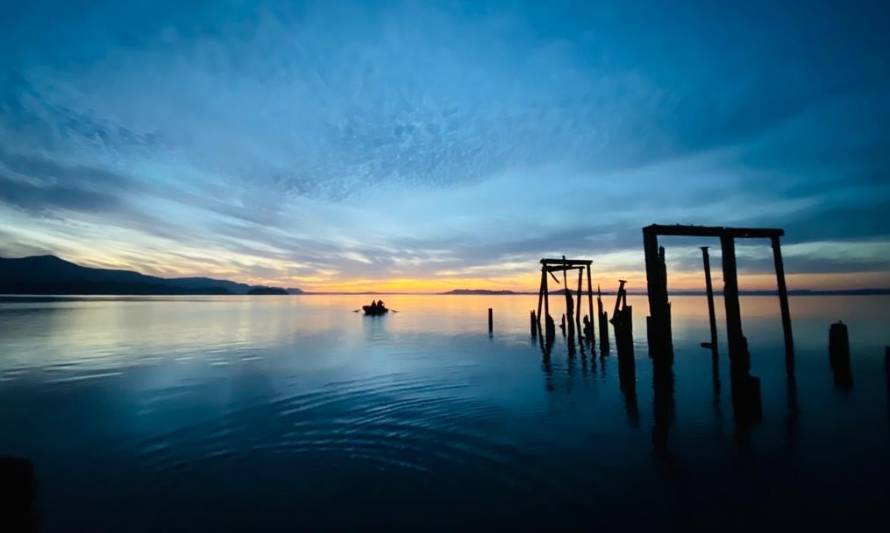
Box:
[586, 266, 595, 347]
[771, 235, 794, 364]
[643, 227, 672, 361]
[720, 233, 747, 374]
[701, 246, 718, 352]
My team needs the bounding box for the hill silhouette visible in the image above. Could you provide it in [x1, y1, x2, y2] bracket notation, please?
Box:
[0, 255, 295, 295]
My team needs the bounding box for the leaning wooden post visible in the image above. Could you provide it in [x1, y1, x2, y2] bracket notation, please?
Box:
[771, 235, 794, 360]
[720, 232, 747, 374]
[586, 265, 595, 345]
[488, 308, 493, 333]
[701, 246, 719, 351]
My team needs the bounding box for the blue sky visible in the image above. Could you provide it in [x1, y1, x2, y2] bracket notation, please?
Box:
[1, 0, 888, 290]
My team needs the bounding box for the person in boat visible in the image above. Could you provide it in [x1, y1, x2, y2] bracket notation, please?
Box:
[376, 299, 385, 310]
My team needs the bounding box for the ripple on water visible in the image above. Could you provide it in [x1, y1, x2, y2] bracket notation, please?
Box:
[123, 373, 557, 496]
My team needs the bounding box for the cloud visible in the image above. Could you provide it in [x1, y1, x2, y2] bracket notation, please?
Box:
[0, 0, 888, 288]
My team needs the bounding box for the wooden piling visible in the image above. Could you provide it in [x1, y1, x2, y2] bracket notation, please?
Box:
[575, 268, 583, 341]
[536, 270, 546, 333]
[586, 266, 595, 346]
[597, 285, 609, 354]
[771, 235, 794, 359]
[701, 246, 718, 351]
[488, 308, 493, 333]
[720, 233, 748, 374]
[643, 228, 672, 359]
[530, 310, 537, 337]
[829, 322, 852, 390]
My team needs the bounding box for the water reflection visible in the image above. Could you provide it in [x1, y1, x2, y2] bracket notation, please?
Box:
[0, 295, 888, 530]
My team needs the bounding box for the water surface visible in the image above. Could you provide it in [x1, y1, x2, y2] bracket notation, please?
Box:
[0, 295, 888, 530]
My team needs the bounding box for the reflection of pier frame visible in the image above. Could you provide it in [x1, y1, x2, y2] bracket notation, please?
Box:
[643, 225, 793, 369]
[536, 257, 594, 343]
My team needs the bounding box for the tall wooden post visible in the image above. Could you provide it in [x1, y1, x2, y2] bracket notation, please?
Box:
[597, 285, 609, 353]
[771, 235, 794, 361]
[643, 227, 671, 359]
[701, 246, 718, 351]
[562, 257, 575, 344]
[536, 269, 545, 332]
[575, 268, 583, 339]
[543, 270, 550, 325]
[586, 265, 595, 345]
[720, 233, 747, 373]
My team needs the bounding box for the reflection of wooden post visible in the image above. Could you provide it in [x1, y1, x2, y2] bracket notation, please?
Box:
[771, 235, 794, 360]
[701, 247, 718, 351]
[720, 233, 747, 373]
[586, 265, 595, 346]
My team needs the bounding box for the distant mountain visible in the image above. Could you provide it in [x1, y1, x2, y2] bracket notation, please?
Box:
[247, 286, 289, 295]
[0, 255, 297, 295]
[286, 288, 305, 295]
[441, 289, 519, 295]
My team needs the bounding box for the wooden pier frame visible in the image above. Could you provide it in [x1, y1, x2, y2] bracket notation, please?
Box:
[536, 257, 596, 349]
[642, 224, 793, 368]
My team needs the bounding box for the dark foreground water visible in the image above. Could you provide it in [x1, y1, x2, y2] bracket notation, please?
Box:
[0, 294, 888, 531]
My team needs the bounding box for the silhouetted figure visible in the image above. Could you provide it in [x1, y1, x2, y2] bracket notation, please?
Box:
[0, 457, 37, 532]
[829, 321, 853, 391]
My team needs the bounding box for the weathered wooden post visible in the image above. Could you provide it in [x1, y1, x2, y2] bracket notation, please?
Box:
[575, 268, 583, 341]
[530, 310, 537, 337]
[562, 257, 575, 344]
[720, 233, 747, 374]
[643, 226, 672, 361]
[829, 321, 852, 390]
[771, 235, 794, 359]
[597, 285, 609, 354]
[536, 269, 546, 334]
[586, 265, 595, 346]
[488, 308, 493, 333]
[700, 246, 719, 351]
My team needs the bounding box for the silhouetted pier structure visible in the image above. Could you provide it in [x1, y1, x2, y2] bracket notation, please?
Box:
[643, 224, 793, 361]
[535, 257, 597, 351]
[700, 246, 719, 353]
[610, 280, 633, 359]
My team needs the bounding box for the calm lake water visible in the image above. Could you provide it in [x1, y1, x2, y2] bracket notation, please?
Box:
[1, 294, 888, 531]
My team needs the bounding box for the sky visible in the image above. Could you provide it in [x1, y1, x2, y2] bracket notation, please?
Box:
[1, 0, 889, 292]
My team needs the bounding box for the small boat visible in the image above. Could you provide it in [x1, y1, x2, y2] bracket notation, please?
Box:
[362, 304, 389, 316]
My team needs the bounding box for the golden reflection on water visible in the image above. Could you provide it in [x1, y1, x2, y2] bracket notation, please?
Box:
[0, 294, 887, 374]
